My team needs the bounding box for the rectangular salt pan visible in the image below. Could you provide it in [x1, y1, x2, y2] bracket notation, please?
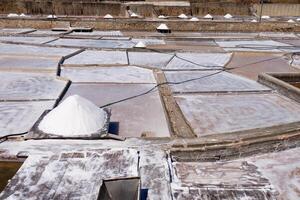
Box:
[165, 71, 270, 93]
[61, 66, 156, 83]
[175, 93, 300, 136]
[0, 101, 55, 136]
[63, 50, 128, 66]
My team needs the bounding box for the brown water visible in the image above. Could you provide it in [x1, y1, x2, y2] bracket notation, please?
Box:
[0, 161, 23, 192]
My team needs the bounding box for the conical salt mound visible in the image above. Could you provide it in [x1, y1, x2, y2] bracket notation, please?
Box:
[130, 13, 138, 18]
[287, 19, 295, 23]
[204, 14, 213, 19]
[38, 95, 107, 136]
[135, 41, 146, 48]
[251, 19, 257, 22]
[178, 14, 188, 19]
[157, 23, 169, 30]
[104, 14, 113, 19]
[261, 15, 270, 19]
[224, 13, 232, 19]
[158, 15, 167, 19]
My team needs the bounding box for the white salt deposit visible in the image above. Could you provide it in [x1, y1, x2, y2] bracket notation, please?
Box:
[47, 15, 57, 19]
[134, 41, 146, 48]
[204, 14, 213, 19]
[251, 19, 258, 22]
[157, 23, 169, 30]
[130, 13, 138, 18]
[224, 13, 233, 19]
[104, 14, 113, 19]
[7, 13, 19, 17]
[261, 15, 270, 19]
[297, 18, 300, 21]
[20, 13, 26, 17]
[190, 17, 199, 21]
[178, 14, 188, 19]
[38, 95, 107, 136]
[287, 19, 295, 23]
[158, 15, 167, 19]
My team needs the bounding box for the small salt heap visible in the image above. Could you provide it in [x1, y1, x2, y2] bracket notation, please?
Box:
[7, 13, 19, 17]
[20, 13, 26, 17]
[134, 41, 146, 48]
[224, 13, 233, 19]
[157, 23, 171, 33]
[287, 19, 295, 23]
[158, 15, 167, 19]
[104, 14, 113, 19]
[204, 14, 213, 19]
[251, 19, 258, 22]
[297, 18, 300, 21]
[190, 17, 199, 21]
[38, 95, 107, 137]
[130, 13, 138, 18]
[47, 14, 57, 19]
[261, 15, 270, 19]
[178, 14, 188, 19]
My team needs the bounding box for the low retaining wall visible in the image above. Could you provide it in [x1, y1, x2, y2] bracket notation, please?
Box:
[0, 18, 299, 32]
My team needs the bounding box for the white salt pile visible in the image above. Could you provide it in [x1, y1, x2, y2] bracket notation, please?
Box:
[178, 14, 188, 19]
[297, 18, 300, 21]
[134, 41, 146, 48]
[20, 13, 26, 17]
[130, 13, 138, 18]
[7, 13, 19, 17]
[251, 19, 258, 22]
[190, 17, 199, 21]
[287, 19, 295, 23]
[261, 15, 270, 19]
[104, 14, 113, 19]
[158, 15, 167, 19]
[157, 23, 169, 30]
[38, 95, 107, 137]
[47, 15, 57, 19]
[204, 14, 213, 19]
[224, 13, 233, 19]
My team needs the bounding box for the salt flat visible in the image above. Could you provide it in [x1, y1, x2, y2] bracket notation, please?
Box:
[165, 71, 270, 93]
[0, 101, 55, 136]
[0, 72, 68, 101]
[175, 93, 300, 136]
[0, 36, 57, 44]
[63, 50, 128, 66]
[61, 66, 156, 83]
[49, 38, 134, 49]
[165, 53, 232, 70]
[128, 51, 174, 68]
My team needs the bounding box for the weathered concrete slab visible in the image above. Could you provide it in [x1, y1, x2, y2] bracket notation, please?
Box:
[64, 83, 170, 137]
[175, 93, 300, 136]
[245, 147, 300, 200]
[139, 149, 171, 199]
[172, 161, 271, 188]
[165, 71, 270, 93]
[0, 55, 59, 71]
[0, 36, 57, 44]
[0, 101, 55, 136]
[226, 52, 299, 80]
[0, 149, 138, 200]
[61, 66, 156, 83]
[0, 43, 79, 57]
[165, 53, 232, 70]
[63, 50, 128, 66]
[0, 72, 68, 101]
[128, 51, 174, 69]
[215, 40, 291, 52]
[49, 38, 134, 49]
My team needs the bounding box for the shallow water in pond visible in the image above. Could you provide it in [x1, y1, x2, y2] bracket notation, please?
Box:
[0, 161, 23, 192]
